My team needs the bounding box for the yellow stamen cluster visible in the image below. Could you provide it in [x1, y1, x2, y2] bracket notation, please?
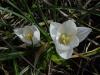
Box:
[24, 32, 33, 40]
[59, 33, 70, 45]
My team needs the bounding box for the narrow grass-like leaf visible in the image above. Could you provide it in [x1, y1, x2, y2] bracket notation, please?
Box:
[13, 60, 19, 75]
[7, 0, 24, 15]
[72, 47, 100, 58]
[0, 51, 25, 61]
[0, 7, 26, 20]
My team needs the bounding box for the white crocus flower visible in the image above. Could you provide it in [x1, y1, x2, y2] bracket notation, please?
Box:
[14, 25, 40, 45]
[50, 20, 92, 59]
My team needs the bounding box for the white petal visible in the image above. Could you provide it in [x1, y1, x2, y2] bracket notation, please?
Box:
[54, 39, 73, 59]
[62, 20, 77, 35]
[14, 28, 32, 44]
[56, 30, 79, 48]
[14, 25, 40, 45]
[23, 26, 33, 35]
[55, 42, 73, 59]
[77, 27, 92, 42]
[14, 28, 23, 39]
[31, 25, 39, 33]
[21, 38, 32, 45]
[23, 25, 40, 45]
[32, 26, 40, 45]
[22, 26, 33, 44]
[68, 36, 79, 48]
[49, 22, 61, 41]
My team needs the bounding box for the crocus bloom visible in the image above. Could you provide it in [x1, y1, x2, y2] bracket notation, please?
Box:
[14, 25, 40, 45]
[50, 20, 92, 59]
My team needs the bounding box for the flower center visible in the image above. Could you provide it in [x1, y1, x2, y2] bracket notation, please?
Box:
[24, 32, 33, 40]
[59, 33, 70, 45]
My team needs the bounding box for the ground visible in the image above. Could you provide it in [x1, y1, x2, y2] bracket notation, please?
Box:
[0, 0, 100, 75]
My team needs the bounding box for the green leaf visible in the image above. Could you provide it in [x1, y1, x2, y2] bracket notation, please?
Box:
[51, 54, 65, 65]
[72, 47, 100, 58]
[0, 51, 25, 61]
[13, 60, 19, 75]
[0, 7, 26, 19]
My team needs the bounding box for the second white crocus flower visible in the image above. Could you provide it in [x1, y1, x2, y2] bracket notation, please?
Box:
[50, 20, 92, 59]
[14, 25, 40, 45]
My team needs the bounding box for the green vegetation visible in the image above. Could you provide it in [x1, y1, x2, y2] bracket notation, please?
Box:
[0, 0, 100, 75]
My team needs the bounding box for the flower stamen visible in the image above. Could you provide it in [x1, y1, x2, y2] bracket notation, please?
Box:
[59, 33, 70, 45]
[24, 32, 33, 40]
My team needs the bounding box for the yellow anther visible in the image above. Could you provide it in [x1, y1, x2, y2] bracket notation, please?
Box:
[24, 32, 33, 40]
[59, 33, 70, 45]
